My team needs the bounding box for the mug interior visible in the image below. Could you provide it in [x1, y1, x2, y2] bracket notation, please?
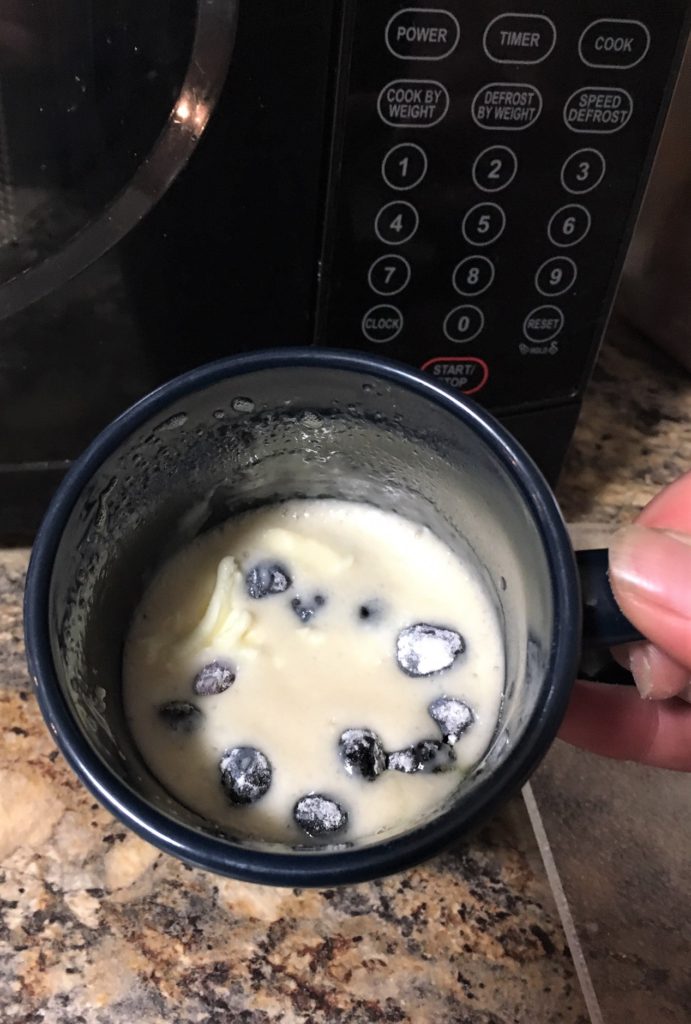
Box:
[40, 355, 576, 878]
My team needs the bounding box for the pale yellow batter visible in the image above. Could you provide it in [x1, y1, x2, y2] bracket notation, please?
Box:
[123, 500, 504, 845]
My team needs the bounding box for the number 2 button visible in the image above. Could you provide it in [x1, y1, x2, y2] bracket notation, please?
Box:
[375, 201, 419, 245]
[472, 146, 518, 193]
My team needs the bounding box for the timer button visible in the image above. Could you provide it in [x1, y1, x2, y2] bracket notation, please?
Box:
[361, 305, 403, 343]
[385, 8, 460, 61]
[579, 19, 650, 70]
[483, 13, 556, 65]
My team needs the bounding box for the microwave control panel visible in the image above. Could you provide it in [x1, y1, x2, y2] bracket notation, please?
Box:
[318, 0, 689, 412]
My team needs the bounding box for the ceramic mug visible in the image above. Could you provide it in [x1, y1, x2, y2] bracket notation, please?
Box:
[24, 350, 638, 886]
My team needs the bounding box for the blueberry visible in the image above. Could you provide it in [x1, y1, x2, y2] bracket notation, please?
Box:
[158, 701, 202, 734]
[290, 593, 327, 624]
[396, 623, 465, 677]
[387, 740, 456, 774]
[219, 747, 272, 805]
[428, 696, 475, 744]
[357, 600, 384, 623]
[193, 660, 236, 696]
[294, 794, 348, 837]
[246, 561, 292, 599]
[338, 728, 386, 781]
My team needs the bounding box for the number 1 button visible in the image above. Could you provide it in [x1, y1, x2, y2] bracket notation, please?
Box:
[382, 143, 428, 191]
[375, 201, 419, 245]
[368, 254, 411, 296]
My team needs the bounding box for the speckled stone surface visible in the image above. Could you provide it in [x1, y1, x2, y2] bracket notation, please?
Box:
[0, 555, 587, 1023]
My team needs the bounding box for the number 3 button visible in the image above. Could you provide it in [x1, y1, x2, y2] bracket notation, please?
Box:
[547, 204, 591, 247]
[374, 201, 419, 245]
[368, 254, 411, 296]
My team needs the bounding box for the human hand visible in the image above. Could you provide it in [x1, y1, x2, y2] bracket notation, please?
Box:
[559, 469, 691, 771]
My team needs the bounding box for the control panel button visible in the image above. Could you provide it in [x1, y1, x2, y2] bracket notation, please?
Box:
[452, 255, 495, 296]
[374, 201, 419, 245]
[421, 356, 489, 395]
[483, 13, 556, 65]
[535, 256, 577, 297]
[564, 87, 633, 134]
[378, 80, 449, 128]
[472, 83, 542, 130]
[547, 204, 591, 247]
[523, 305, 564, 342]
[561, 149, 606, 194]
[385, 8, 460, 61]
[472, 145, 518, 192]
[381, 143, 428, 191]
[368, 254, 411, 296]
[462, 202, 506, 246]
[579, 19, 650, 69]
[443, 304, 485, 343]
[362, 304, 403, 342]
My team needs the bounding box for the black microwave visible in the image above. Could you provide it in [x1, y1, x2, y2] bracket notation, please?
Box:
[0, 0, 688, 540]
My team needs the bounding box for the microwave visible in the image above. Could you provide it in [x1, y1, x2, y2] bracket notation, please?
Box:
[0, 0, 688, 541]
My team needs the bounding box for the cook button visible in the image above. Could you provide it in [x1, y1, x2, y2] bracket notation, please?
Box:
[579, 19, 650, 69]
[421, 356, 489, 395]
[523, 305, 564, 342]
[483, 13, 556, 64]
[385, 8, 460, 61]
[362, 305, 403, 343]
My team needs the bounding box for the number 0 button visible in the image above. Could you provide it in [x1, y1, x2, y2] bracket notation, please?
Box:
[472, 145, 518, 193]
[561, 149, 606, 194]
[443, 305, 485, 343]
[462, 202, 506, 246]
[547, 204, 591, 247]
[375, 201, 419, 245]
[382, 143, 428, 191]
[368, 254, 411, 296]
[452, 255, 495, 296]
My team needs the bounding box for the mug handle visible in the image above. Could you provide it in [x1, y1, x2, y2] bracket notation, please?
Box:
[576, 548, 643, 649]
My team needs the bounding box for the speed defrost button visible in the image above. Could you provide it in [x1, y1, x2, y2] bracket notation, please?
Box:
[579, 19, 650, 69]
[483, 13, 556, 64]
[386, 8, 460, 61]
[564, 87, 633, 133]
[362, 305, 404, 343]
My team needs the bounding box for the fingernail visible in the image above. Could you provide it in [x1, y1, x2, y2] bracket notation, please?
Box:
[609, 525, 691, 617]
[680, 681, 691, 705]
[628, 644, 654, 699]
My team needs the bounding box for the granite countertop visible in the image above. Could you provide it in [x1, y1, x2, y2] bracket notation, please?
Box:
[1, 319, 689, 1024]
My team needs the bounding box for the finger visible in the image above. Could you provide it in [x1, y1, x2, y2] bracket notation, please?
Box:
[636, 468, 691, 531]
[609, 525, 691, 670]
[611, 641, 690, 699]
[558, 681, 691, 771]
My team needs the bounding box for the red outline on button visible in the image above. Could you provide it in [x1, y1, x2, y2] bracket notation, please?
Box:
[420, 356, 489, 395]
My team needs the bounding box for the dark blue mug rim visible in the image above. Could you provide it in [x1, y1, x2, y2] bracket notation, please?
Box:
[24, 348, 581, 886]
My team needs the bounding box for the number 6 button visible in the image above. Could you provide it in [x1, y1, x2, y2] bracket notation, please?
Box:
[375, 200, 419, 245]
[547, 204, 591, 247]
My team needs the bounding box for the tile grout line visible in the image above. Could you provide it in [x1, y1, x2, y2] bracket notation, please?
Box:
[523, 782, 605, 1024]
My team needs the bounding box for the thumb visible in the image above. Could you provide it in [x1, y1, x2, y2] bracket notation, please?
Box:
[609, 525, 691, 672]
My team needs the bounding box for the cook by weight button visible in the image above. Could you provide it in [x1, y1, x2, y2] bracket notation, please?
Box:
[385, 8, 460, 61]
[443, 305, 485, 343]
[374, 200, 419, 245]
[547, 204, 591, 247]
[579, 19, 650, 69]
[377, 80, 449, 128]
[452, 255, 495, 296]
[462, 202, 506, 246]
[564, 87, 633, 134]
[362, 304, 403, 343]
[368, 254, 411, 296]
[472, 83, 542, 130]
[523, 305, 564, 342]
[535, 256, 577, 297]
[561, 148, 606, 194]
[421, 356, 489, 395]
[472, 145, 518, 192]
[382, 143, 428, 191]
[483, 13, 556, 65]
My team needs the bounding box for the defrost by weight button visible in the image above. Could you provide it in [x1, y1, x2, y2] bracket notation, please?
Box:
[472, 83, 542, 130]
[579, 19, 650, 69]
[362, 305, 403, 343]
[374, 201, 419, 245]
[385, 8, 460, 61]
[368, 255, 411, 296]
[483, 13, 556, 65]
[378, 80, 449, 128]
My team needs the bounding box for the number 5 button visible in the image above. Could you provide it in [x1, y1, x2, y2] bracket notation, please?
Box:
[462, 202, 506, 246]
[547, 204, 591, 247]
[368, 254, 411, 296]
[375, 200, 419, 245]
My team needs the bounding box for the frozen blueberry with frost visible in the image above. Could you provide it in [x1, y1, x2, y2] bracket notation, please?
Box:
[192, 660, 236, 696]
[396, 623, 464, 677]
[245, 561, 292, 599]
[338, 728, 387, 781]
[357, 600, 385, 623]
[294, 794, 348, 837]
[290, 593, 327, 624]
[387, 739, 456, 774]
[158, 701, 203, 734]
[219, 747, 272, 805]
[428, 696, 475, 744]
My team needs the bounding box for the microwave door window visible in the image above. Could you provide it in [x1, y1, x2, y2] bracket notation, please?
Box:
[0, 0, 237, 317]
